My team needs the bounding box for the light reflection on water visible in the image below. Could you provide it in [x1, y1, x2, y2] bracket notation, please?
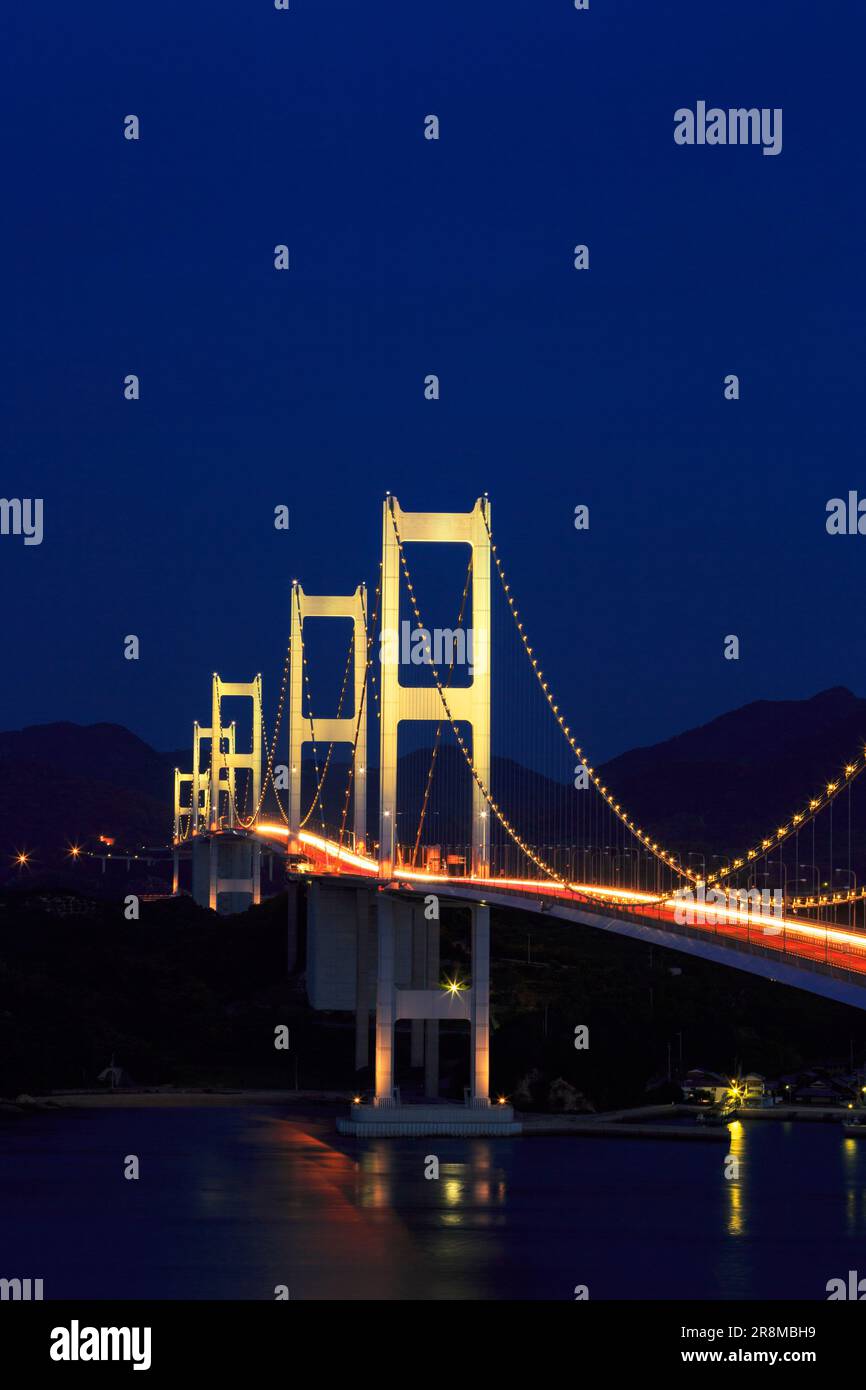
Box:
[1, 1106, 864, 1299]
[726, 1119, 745, 1237]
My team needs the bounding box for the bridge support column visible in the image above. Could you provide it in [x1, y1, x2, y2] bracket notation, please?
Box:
[171, 848, 179, 895]
[208, 839, 219, 912]
[410, 906, 425, 1068]
[355, 890, 370, 1071]
[470, 903, 490, 1104]
[374, 895, 396, 1103]
[190, 834, 260, 914]
[286, 879, 299, 973]
[425, 913, 440, 1099]
[251, 841, 262, 906]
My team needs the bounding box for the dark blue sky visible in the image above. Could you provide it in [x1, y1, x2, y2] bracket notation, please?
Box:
[2, 0, 864, 761]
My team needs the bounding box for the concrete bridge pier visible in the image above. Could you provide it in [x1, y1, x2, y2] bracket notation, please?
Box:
[374, 894, 396, 1103]
[339, 892, 515, 1135]
[410, 906, 425, 1069]
[190, 834, 262, 914]
[208, 838, 219, 910]
[251, 841, 262, 906]
[305, 883, 497, 1121]
[470, 902, 490, 1103]
[191, 836, 211, 907]
[407, 906, 442, 1096]
[424, 913, 440, 1099]
[354, 890, 371, 1071]
[371, 896, 490, 1107]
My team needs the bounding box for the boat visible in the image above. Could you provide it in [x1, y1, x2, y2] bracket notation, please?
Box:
[696, 1104, 739, 1127]
[842, 1114, 866, 1136]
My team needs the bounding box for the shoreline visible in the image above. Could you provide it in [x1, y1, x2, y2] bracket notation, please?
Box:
[1, 1088, 351, 1113]
[4, 1093, 864, 1141]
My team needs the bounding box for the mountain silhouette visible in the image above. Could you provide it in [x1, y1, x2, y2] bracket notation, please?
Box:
[2, 688, 865, 883]
[599, 687, 866, 854]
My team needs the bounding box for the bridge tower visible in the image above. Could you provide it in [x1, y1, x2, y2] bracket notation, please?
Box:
[378, 495, 491, 877]
[172, 722, 234, 892]
[208, 676, 262, 832]
[172, 767, 194, 893]
[288, 582, 368, 854]
[181, 676, 264, 913]
[371, 497, 494, 1114]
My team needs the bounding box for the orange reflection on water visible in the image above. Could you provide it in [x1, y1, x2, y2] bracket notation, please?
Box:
[266, 1119, 419, 1299]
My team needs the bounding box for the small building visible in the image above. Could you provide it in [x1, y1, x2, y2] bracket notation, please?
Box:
[740, 1072, 777, 1108]
[789, 1075, 856, 1106]
[682, 1069, 730, 1105]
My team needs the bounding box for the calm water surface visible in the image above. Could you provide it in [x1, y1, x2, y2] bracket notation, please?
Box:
[2, 1107, 865, 1300]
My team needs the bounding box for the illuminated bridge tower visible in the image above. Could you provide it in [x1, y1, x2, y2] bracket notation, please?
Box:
[173, 719, 236, 893]
[173, 768, 192, 893]
[184, 675, 263, 913]
[374, 497, 493, 1111]
[207, 675, 263, 835]
[378, 495, 491, 878]
[288, 583, 368, 854]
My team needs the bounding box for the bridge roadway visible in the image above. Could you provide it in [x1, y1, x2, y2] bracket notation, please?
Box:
[254, 824, 866, 1010]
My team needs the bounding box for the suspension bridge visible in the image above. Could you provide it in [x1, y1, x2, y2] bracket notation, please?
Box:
[171, 496, 866, 1130]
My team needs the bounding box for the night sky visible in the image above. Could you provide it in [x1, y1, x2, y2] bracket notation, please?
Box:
[3, 1, 864, 762]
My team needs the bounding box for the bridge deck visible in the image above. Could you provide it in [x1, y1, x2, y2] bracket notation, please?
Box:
[253, 825, 866, 1001]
